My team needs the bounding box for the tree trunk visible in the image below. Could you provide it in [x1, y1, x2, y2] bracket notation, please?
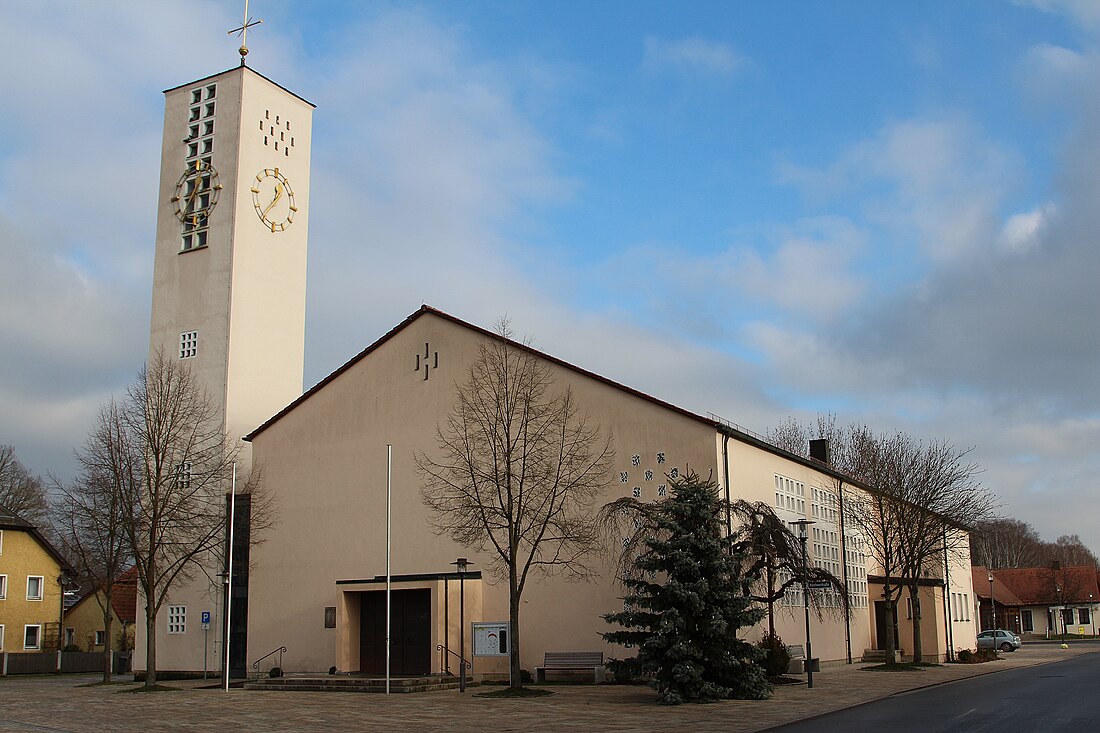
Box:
[102, 605, 114, 683]
[145, 601, 157, 688]
[883, 580, 897, 666]
[766, 562, 775, 637]
[509, 569, 522, 690]
[909, 585, 923, 663]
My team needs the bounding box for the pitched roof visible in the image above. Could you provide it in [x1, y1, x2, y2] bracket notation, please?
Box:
[244, 305, 875, 491]
[991, 565, 1099, 606]
[0, 501, 72, 572]
[111, 567, 138, 624]
[65, 566, 138, 624]
[971, 566, 1024, 606]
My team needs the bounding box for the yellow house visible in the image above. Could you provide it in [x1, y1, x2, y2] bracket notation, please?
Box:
[0, 504, 69, 654]
[63, 568, 138, 653]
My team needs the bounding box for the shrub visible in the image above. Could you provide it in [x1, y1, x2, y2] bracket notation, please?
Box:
[757, 633, 792, 677]
[957, 649, 972, 663]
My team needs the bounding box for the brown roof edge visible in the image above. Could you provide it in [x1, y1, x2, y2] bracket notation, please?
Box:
[246, 304, 723, 442]
[0, 504, 73, 573]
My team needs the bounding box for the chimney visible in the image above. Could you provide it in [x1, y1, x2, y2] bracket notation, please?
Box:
[809, 439, 830, 465]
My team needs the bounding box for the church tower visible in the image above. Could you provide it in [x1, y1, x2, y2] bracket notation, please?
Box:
[142, 29, 314, 674]
[149, 62, 313, 454]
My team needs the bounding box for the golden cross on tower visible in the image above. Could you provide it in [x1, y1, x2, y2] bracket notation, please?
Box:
[228, 0, 263, 66]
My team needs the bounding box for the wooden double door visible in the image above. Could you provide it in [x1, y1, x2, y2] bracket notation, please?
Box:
[359, 589, 431, 675]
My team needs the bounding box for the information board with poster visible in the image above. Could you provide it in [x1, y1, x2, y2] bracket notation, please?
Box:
[472, 622, 510, 656]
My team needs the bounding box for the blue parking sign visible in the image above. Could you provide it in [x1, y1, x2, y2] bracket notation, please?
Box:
[201, 611, 211, 624]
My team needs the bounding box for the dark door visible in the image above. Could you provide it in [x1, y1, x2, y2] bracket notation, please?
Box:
[359, 589, 431, 675]
[874, 600, 900, 650]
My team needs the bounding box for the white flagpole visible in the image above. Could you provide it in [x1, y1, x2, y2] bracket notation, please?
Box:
[224, 463, 236, 692]
[386, 444, 392, 694]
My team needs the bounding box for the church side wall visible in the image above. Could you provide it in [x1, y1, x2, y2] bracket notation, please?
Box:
[247, 312, 720, 675]
[720, 438, 872, 665]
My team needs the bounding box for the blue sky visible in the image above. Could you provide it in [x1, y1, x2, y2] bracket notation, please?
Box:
[1, 0, 1098, 553]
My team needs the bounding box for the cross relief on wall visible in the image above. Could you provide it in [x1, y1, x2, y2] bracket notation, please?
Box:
[415, 342, 439, 381]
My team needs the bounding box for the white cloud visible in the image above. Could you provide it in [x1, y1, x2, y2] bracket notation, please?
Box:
[997, 203, 1056, 254]
[779, 117, 1018, 263]
[1018, 0, 1100, 32]
[642, 36, 744, 76]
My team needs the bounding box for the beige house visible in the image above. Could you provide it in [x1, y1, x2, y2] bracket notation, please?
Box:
[242, 306, 976, 677]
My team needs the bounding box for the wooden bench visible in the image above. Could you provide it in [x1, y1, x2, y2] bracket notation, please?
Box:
[535, 651, 606, 683]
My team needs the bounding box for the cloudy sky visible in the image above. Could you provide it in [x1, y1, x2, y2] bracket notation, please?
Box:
[2, 1, 1098, 552]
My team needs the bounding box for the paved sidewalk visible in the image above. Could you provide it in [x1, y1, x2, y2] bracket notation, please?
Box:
[1, 645, 1094, 733]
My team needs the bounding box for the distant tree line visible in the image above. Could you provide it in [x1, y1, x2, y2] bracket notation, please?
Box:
[970, 518, 1098, 570]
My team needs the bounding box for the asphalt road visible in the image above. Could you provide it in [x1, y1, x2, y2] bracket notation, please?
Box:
[771, 652, 1100, 732]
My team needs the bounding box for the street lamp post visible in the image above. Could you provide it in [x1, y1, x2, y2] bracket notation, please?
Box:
[451, 558, 470, 692]
[793, 519, 815, 689]
[988, 571, 995, 631]
[1055, 584, 1064, 642]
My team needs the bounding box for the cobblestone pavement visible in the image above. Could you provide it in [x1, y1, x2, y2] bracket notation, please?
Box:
[1, 645, 1095, 733]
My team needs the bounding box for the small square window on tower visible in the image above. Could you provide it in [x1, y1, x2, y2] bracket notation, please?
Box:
[168, 606, 186, 634]
[189, 107, 201, 122]
[203, 120, 214, 136]
[191, 89, 202, 104]
[179, 331, 198, 359]
[206, 84, 217, 99]
[204, 102, 215, 118]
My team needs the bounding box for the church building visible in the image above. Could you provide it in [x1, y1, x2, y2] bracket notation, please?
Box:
[136, 40, 976, 680]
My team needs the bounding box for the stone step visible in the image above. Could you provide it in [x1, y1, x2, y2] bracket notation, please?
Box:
[243, 675, 465, 694]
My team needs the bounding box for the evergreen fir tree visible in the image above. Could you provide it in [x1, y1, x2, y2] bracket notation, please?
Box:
[602, 472, 772, 704]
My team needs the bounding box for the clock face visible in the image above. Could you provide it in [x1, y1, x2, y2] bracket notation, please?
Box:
[172, 160, 222, 225]
[251, 168, 297, 232]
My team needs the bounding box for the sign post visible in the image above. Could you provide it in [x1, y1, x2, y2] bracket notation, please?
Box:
[202, 611, 211, 678]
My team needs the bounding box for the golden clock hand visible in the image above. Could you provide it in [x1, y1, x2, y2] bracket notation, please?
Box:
[261, 183, 284, 218]
[186, 171, 204, 212]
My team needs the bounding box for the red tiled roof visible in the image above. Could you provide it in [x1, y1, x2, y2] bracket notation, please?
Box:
[971, 566, 1024, 606]
[991, 565, 1099, 606]
[111, 566, 138, 624]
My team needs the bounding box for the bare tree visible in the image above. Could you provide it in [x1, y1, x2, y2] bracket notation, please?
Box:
[418, 322, 614, 690]
[55, 399, 135, 682]
[971, 518, 1044, 569]
[838, 427, 992, 663]
[0, 444, 50, 529]
[1046, 535, 1099, 569]
[120, 350, 241, 689]
[774, 417, 994, 664]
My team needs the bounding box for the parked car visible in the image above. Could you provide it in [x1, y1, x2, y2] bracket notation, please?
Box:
[976, 629, 1021, 652]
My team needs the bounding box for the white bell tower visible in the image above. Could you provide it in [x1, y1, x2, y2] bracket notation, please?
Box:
[141, 14, 314, 674]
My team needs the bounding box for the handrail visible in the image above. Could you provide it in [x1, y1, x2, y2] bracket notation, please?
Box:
[436, 644, 471, 672]
[251, 645, 287, 678]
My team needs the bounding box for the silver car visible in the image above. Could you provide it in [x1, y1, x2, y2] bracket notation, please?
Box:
[976, 629, 1021, 652]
